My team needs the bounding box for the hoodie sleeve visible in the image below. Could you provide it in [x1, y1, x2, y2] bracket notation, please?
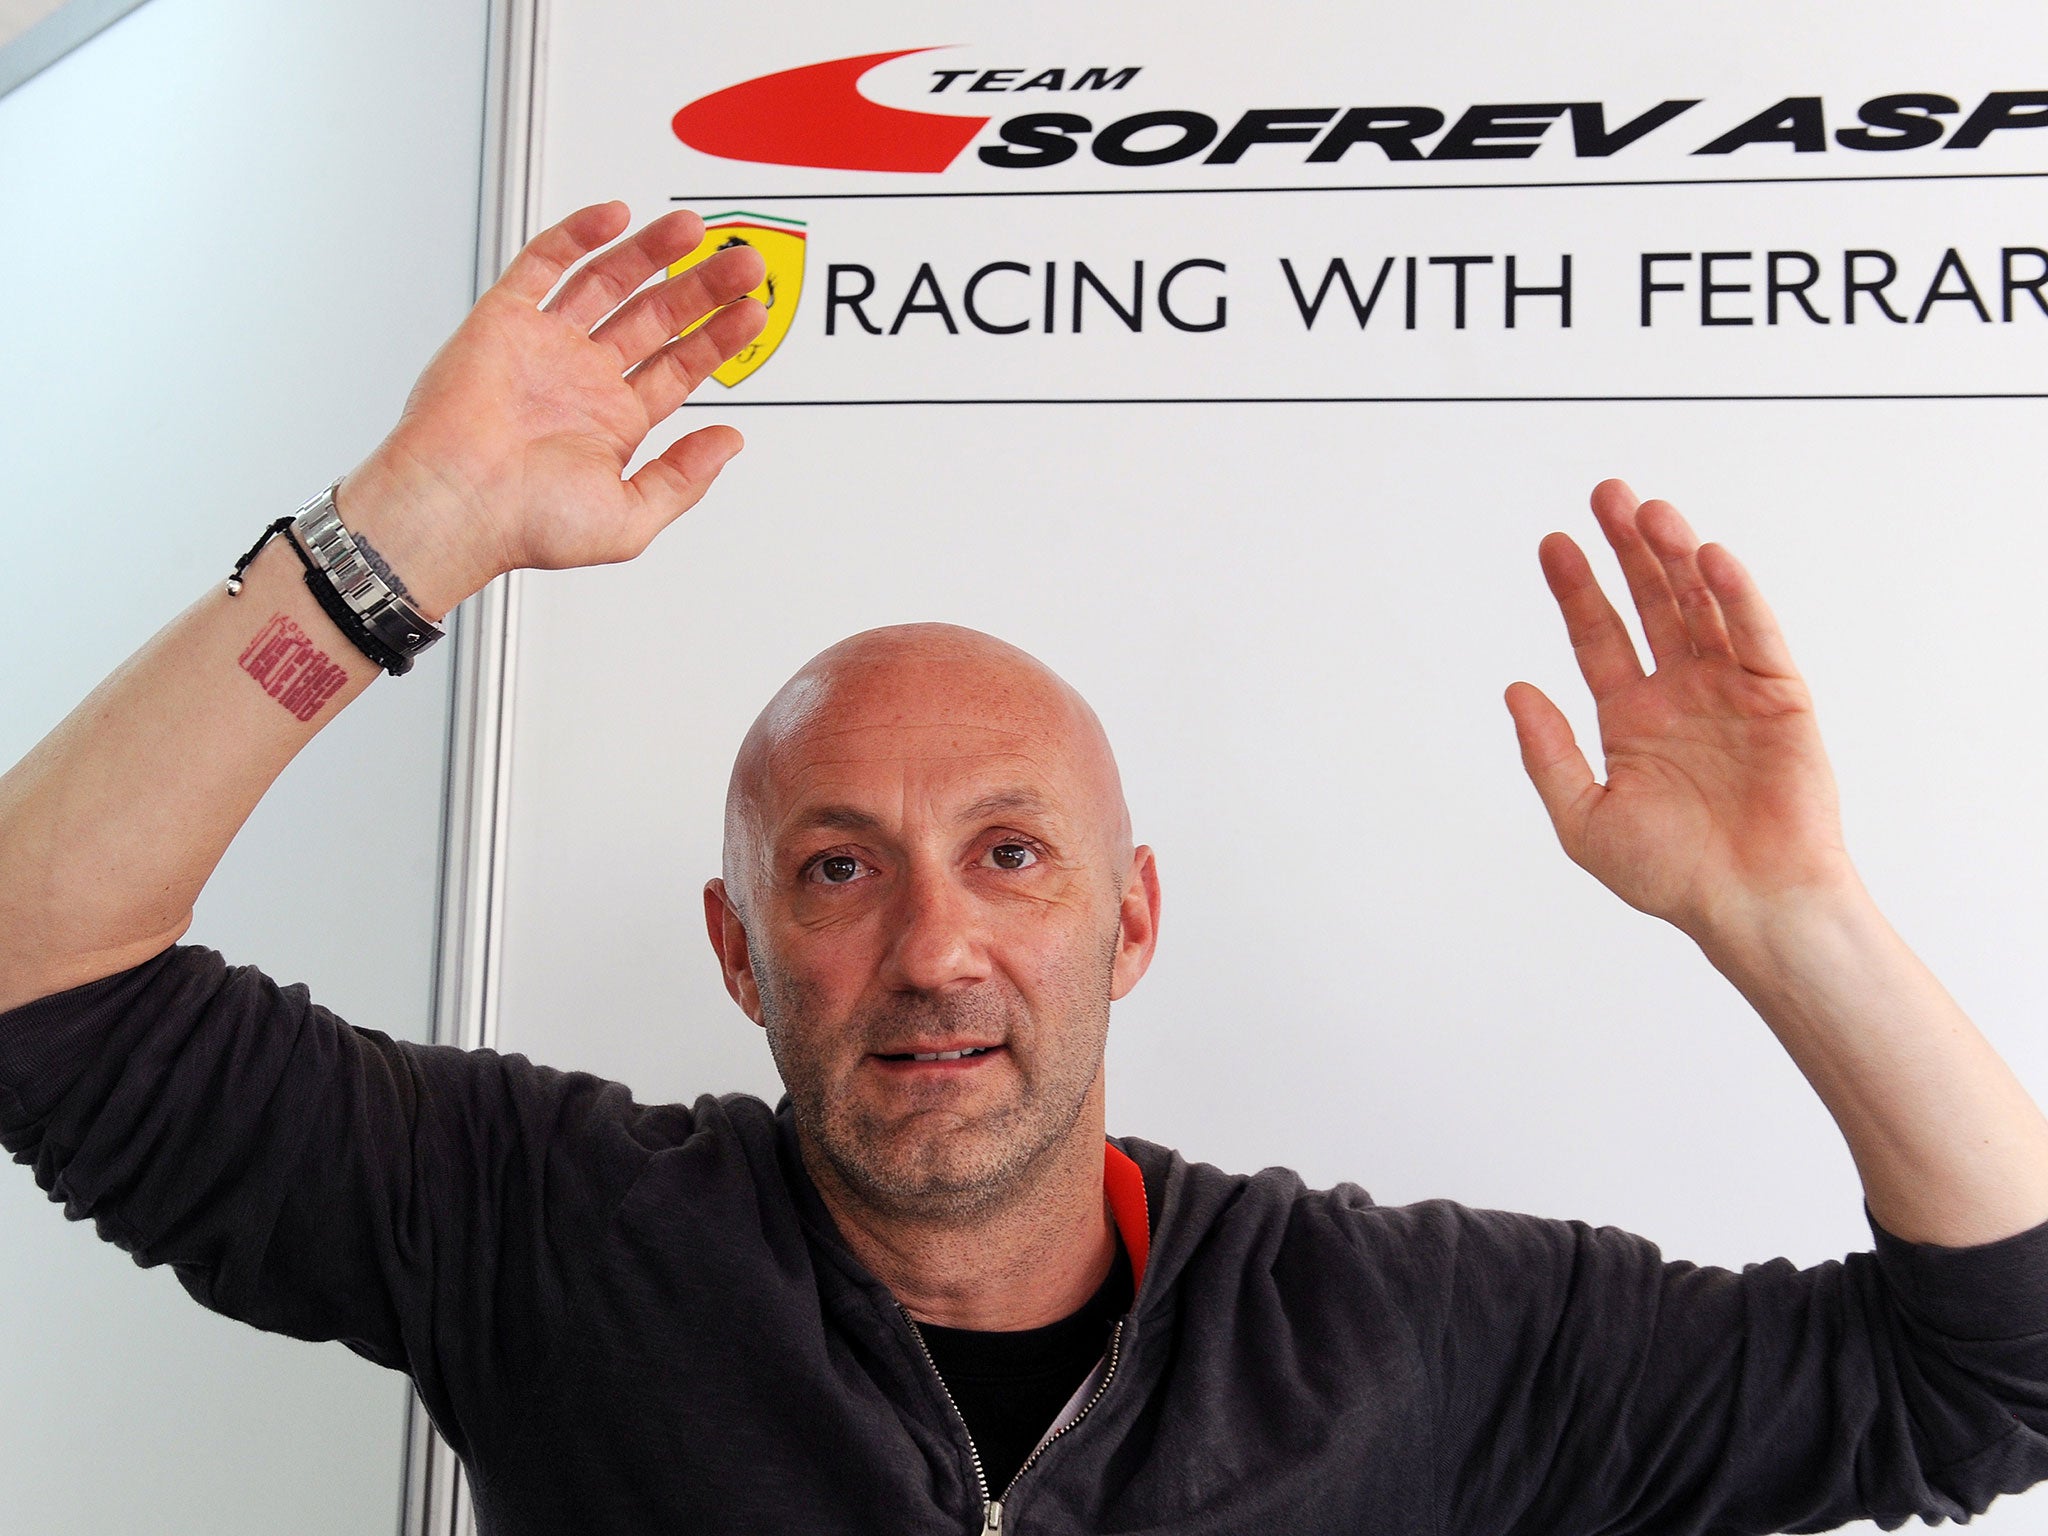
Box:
[0, 945, 653, 1460]
[1414, 1199, 2048, 1536]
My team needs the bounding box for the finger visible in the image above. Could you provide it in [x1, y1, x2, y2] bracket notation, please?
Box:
[497, 202, 632, 305]
[589, 242, 767, 369]
[1504, 681, 1602, 857]
[545, 208, 708, 330]
[626, 297, 768, 423]
[626, 423, 745, 536]
[1539, 531, 1645, 700]
[1698, 542, 1800, 678]
[1588, 478, 1693, 666]
[1636, 499, 1735, 660]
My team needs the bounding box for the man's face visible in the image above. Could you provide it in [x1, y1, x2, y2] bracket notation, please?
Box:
[705, 632, 1158, 1222]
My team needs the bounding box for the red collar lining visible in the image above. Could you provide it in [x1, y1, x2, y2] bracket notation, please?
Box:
[1104, 1142, 1151, 1293]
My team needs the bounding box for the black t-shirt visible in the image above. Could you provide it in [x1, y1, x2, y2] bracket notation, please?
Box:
[915, 1237, 1134, 1498]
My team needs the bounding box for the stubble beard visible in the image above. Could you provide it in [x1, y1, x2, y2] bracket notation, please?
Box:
[753, 932, 1118, 1224]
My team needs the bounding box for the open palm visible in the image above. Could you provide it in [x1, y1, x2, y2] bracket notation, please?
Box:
[1506, 481, 1858, 940]
[350, 203, 766, 614]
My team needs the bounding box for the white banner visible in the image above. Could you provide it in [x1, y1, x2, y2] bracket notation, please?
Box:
[535, 21, 2048, 402]
[491, 37, 2048, 1517]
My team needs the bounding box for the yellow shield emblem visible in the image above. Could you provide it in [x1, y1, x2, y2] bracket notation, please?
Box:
[668, 210, 806, 387]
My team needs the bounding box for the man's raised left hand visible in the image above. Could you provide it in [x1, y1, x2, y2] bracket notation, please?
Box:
[1505, 478, 1862, 947]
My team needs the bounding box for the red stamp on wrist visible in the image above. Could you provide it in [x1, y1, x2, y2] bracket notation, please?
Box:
[238, 612, 351, 722]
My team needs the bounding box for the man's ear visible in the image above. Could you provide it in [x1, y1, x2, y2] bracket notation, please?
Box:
[703, 878, 765, 1026]
[1109, 845, 1161, 1001]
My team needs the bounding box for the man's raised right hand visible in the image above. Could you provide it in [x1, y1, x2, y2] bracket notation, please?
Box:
[337, 202, 767, 621]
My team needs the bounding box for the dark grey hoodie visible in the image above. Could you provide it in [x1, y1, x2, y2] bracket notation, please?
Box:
[4, 944, 2047, 1535]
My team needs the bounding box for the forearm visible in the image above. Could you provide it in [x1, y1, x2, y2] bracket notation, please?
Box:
[0, 203, 759, 1017]
[0, 513, 391, 1012]
[1701, 887, 2048, 1248]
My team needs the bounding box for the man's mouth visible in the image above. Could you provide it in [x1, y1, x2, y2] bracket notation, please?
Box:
[873, 1044, 1003, 1064]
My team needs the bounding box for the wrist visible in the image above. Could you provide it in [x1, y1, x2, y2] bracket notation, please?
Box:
[1692, 874, 1885, 993]
[334, 443, 505, 624]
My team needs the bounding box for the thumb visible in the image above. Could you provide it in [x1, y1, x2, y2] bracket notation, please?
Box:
[1504, 681, 1600, 856]
[624, 424, 744, 547]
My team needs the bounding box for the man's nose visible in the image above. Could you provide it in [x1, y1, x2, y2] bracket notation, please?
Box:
[880, 862, 990, 993]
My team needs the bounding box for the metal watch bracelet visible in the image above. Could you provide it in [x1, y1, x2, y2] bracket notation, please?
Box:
[284, 482, 444, 676]
[223, 482, 446, 677]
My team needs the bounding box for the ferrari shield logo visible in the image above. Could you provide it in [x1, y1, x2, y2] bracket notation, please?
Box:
[669, 210, 806, 387]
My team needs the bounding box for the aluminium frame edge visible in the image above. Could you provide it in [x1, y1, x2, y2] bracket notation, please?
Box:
[400, 0, 544, 1532]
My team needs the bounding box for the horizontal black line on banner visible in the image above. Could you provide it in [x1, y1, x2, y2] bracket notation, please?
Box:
[671, 169, 2048, 204]
[689, 393, 2048, 406]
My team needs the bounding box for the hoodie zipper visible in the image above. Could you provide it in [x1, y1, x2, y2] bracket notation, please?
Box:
[901, 1306, 1129, 1536]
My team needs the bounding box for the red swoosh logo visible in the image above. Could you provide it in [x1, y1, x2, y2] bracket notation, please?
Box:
[672, 49, 990, 173]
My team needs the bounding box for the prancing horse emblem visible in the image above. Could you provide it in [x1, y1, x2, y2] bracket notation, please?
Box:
[668, 210, 807, 388]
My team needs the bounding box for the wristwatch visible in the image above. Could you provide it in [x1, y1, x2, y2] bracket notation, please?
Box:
[283, 482, 444, 675]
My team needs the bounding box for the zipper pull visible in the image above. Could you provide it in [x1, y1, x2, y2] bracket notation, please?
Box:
[981, 1498, 1004, 1534]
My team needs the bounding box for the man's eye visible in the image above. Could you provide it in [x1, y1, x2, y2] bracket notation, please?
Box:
[987, 843, 1037, 871]
[810, 855, 865, 885]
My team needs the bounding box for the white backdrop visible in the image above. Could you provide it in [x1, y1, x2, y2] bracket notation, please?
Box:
[489, 6, 2048, 1530]
[0, 1, 486, 1532]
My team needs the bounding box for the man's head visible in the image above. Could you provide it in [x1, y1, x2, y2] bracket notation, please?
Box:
[703, 623, 1159, 1226]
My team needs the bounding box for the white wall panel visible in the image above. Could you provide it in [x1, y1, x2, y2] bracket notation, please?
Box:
[0, 0, 487, 1530]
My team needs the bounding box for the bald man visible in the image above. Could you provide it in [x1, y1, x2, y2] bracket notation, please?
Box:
[4, 205, 2047, 1536]
[708, 624, 1151, 1337]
